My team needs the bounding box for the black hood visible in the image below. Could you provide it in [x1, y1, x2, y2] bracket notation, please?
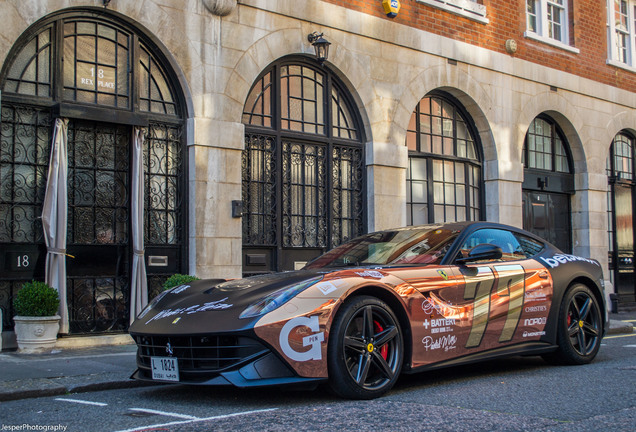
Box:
[129, 270, 326, 335]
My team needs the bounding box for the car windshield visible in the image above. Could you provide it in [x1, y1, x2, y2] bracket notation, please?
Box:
[304, 226, 458, 269]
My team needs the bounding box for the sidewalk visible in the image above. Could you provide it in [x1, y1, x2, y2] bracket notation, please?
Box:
[0, 343, 150, 402]
[0, 316, 633, 403]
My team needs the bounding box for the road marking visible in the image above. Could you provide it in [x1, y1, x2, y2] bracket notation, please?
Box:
[605, 332, 636, 339]
[624, 345, 636, 348]
[112, 408, 279, 432]
[128, 408, 199, 420]
[0, 352, 135, 363]
[623, 319, 636, 322]
[55, 398, 108, 407]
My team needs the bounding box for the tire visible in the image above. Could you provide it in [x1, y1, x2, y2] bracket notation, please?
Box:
[543, 284, 603, 365]
[328, 296, 403, 399]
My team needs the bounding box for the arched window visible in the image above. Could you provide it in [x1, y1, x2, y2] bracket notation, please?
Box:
[242, 57, 365, 274]
[405, 92, 483, 224]
[607, 131, 636, 304]
[522, 115, 574, 253]
[0, 9, 188, 333]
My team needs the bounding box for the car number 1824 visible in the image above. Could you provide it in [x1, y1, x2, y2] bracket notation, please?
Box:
[151, 356, 179, 382]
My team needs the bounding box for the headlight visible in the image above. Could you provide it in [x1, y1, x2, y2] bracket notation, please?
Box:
[239, 277, 322, 319]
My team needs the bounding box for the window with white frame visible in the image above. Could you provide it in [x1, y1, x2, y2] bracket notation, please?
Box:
[526, 0, 570, 45]
[416, 0, 488, 23]
[607, 0, 636, 67]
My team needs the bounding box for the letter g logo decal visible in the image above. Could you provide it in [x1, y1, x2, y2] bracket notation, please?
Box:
[279, 316, 324, 362]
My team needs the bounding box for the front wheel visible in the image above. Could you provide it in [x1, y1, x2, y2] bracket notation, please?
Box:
[543, 284, 602, 365]
[328, 296, 403, 399]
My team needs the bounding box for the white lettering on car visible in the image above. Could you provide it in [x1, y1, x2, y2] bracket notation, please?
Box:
[540, 254, 600, 268]
[279, 316, 325, 362]
[145, 298, 232, 324]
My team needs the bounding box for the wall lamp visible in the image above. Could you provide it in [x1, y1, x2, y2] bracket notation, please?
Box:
[307, 32, 331, 64]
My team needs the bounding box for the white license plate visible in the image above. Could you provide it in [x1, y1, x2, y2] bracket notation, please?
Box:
[151, 356, 179, 382]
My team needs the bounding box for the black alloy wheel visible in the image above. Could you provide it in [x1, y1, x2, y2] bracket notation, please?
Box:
[328, 296, 403, 399]
[543, 284, 602, 365]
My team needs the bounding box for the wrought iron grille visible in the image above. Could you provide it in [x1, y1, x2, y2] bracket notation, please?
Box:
[0, 10, 188, 335]
[67, 120, 130, 245]
[144, 123, 183, 246]
[0, 104, 51, 331]
[67, 276, 128, 333]
[242, 133, 277, 246]
[282, 141, 327, 248]
[332, 145, 364, 245]
[242, 59, 366, 272]
[66, 120, 130, 333]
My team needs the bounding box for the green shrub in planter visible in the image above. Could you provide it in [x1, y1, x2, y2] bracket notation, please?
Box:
[14, 280, 60, 317]
[163, 274, 200, 291]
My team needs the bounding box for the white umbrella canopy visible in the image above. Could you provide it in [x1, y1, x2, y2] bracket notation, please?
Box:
[130, 127, 148, 324]
[41, 117, 69, 333]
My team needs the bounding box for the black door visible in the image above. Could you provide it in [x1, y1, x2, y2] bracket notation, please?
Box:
[66, 120, 130, 333]
[522, 190, 571, 253]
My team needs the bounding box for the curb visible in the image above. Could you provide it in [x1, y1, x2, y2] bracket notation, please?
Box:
[607, 319, 634, 335]
[0, 379, 155, 402]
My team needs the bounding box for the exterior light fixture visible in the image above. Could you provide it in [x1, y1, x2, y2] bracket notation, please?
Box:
[307, 32, 331, 64]
[103, 0, 111, 6]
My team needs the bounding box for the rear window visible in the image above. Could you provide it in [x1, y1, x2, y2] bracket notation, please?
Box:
[514, 234, 545, 257]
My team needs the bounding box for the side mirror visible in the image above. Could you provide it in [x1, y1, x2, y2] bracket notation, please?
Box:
[456, 243, 502, 264]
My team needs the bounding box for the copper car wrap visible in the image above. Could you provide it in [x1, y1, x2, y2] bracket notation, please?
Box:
[130, 222, 607, 399]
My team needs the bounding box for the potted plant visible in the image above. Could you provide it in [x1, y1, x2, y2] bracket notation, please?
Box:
[13, 280, 61, 353]
[162, 274, 200, 291]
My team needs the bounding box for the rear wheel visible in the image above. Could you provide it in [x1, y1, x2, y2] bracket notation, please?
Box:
[543, 284, 602, 365]
[328, 296, 403, 399]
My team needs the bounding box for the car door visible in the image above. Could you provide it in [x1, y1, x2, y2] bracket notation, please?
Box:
[411, 228, 553, 368]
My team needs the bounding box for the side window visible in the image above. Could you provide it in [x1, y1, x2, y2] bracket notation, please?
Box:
[459, 228, 526, 262]
[514, 233, 545, 257]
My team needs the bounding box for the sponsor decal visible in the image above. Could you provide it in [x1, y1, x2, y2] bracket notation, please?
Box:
[523, 330, 546, 337]
[437, 270, 449, 280]
[540, 254, 600, 269]
[525, 290, 547, 302]
[355, 270, 384, 279]
[317, 282, 338, 295]
[525, 305, 548, 313]
[145, 298, 233, 324]
[524, 317, 547, 326]
[279, 316, 325, 362]
[171, 284, 190, 294]
[421, 298, 444, 315]
[422, 318, 456, 335]
[422, 335, 457, 352]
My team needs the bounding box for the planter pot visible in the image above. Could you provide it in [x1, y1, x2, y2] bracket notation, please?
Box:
[13, 315, 61, 353]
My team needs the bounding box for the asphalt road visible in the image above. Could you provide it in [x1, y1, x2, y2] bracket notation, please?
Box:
[1, 331, 635, 432]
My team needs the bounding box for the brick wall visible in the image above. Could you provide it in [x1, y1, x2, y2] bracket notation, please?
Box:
[322, 0, 636, 92]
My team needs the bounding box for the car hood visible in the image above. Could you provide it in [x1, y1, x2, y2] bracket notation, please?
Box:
[129, 270, 327, 335]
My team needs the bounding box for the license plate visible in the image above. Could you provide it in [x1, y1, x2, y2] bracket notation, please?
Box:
[151, 356, 179, 382]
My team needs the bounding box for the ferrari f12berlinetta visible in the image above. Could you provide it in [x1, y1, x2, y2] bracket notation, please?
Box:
[130, 222, 607, 399]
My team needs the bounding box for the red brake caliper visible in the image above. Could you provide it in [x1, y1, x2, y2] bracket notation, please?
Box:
[374, 321, 388, 360]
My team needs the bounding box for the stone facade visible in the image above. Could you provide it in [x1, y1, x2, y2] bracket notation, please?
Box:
[1, 0, 634, 304]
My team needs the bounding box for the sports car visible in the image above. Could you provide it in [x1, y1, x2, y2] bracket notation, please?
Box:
[130, 221, 607, 399]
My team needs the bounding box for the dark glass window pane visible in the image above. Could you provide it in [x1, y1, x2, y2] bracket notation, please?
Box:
[406, 94, 481, 225]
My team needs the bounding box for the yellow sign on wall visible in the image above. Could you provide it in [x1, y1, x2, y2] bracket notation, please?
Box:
[382, 0, 401, 18]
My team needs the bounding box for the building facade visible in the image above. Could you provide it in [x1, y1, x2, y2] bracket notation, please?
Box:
[0, 0, 634, 343]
